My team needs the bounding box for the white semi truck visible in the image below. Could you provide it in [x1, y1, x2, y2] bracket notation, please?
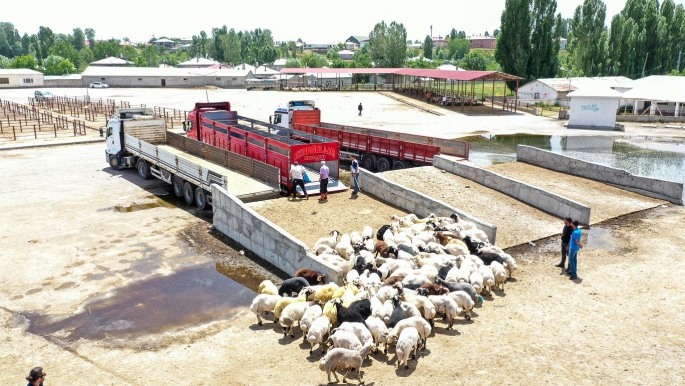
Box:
[104, 108, 279, 209]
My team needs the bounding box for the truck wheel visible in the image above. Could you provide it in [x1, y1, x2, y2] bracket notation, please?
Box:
[183, 182, 195, 205]
[108, 154, 119, 169]
[377, 157, 391, 172]
[137, 159, 151, 180]
[362, 153, 377, 171]
[392, 160, 406, 170]
[195, 188, 209, 210]
[173, 176, 184, 198]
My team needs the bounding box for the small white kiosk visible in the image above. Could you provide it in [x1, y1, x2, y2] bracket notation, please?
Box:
[567, 86, 622, 130]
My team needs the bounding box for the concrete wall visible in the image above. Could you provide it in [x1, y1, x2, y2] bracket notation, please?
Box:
[81, 75, 249, 88]
[569, 96, 619, 129]
[44, 78, 82, 87]
[433, 155, 592, 225]
[0, 73, 44, 88]
[358, 168, 498, 244]
[211, 185, 345, 284]
[518, 81, 558, 102]
[517, 145, 684, 205]
[616, 115, 685, 123]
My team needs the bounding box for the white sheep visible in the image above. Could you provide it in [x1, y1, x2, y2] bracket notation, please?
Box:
[491, 261, 508, 291]
[258, 280, 278, 295]
[345, 269, 360, 284]
[479, 265, 495, 295]
[402, 274, 431, 288]
[250, 294, 281, 325]
[361, 225, 374, 240]
[501, 253, 517, 278]
[395, 326, 420, 370]
[307, 315, 331, 354]
[314, 244, 337, 256]
[328, 329, 363, 350]
[469, 270, 484, 295]
[300, 303, 323, 340]
[350, 231, 363, 247]
[363, 238, 376, 253]
[428, 295, 461, 330]
[365, 316, 390, 353]
[319, 342, 373, 385]
[448, 290, 475, 320]
[314, 230, 341, 250]
[382, 229, 395, 243]
[388, 316, 432, 350]
[336, 233, 355, 260]
[279, 300, 320, 337]
[336, 322, 373, 346]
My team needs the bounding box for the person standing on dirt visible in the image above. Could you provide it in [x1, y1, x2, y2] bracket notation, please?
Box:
[319, 160, 330, 200]
[442, 95, 447, 106]
[556, 217, 573, 270]
[289, 161, 308, 200]
[350, 155, 359, 195]
[568, 220, 583, 280]
[25, 367, 46, 386]
[358, 103, 363, 116]
[426, 91, 431, 103]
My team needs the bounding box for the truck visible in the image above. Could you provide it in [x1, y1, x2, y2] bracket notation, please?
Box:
[105, 107, 280, 209]
[186, 102, 344, 196]
[271, 100, 470, 172]
[34, 90, 54, 101]
[245, 78, 278, 91]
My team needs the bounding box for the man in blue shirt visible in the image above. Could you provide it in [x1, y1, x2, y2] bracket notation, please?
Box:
[350, 155, 359, 195]
[568, 220, 583, 280]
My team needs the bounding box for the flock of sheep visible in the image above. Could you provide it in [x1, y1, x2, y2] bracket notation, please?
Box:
[250, 212, 517, 384]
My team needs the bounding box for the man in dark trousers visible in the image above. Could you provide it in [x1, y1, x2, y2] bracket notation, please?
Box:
[568, 220, 583, 280]
[556, 217, 573, 270]
[358, 103, 363, 116]
[289, 161, 308, 200]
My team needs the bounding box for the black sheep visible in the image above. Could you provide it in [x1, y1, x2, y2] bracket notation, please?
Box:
[348, 299, 372, 319]
[397, 243, 418, 257]
[278, 277, 310, 297]
[435, 278, 478, 302]
[462, 236, 485, 254]
[477, 252, 505, 266]
[437, 265, 451, 281]
[376, 224, 391, 241]
[387, 295, 410, 328]
[401, 283, 423, 291]
[333, 300, 366, 326]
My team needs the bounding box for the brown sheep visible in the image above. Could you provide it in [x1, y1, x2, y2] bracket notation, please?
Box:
[434, 232, 455, 246]
[294, 268, 328, 286]
[383, 275, 406, 287]
[420, 283, 450, 296]
[375, 240, 398, 258]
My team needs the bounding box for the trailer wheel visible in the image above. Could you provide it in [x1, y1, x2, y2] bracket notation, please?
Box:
[108, 154, 119, 169]
[173, 176, 184, 198]
[137, 159, 151, 180]
[195, 188, 209, 210]
[362, 153, 377, 170]
[183, 182, 195, 205]
[376, 157, 391, 172]
[392, 160, 406, 170]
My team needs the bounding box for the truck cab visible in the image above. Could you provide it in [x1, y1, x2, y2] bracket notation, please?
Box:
[105, 108, 162, 168]
[271, 100, 317, 129]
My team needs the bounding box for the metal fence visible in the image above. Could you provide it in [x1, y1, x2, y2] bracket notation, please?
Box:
[0, 99, 88, 141]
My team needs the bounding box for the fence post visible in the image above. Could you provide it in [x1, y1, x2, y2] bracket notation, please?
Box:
[13, 126, 16, 140]
[33, 125, 37, 139]
[54, 123, 57, 138]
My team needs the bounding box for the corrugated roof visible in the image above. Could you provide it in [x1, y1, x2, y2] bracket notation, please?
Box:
[177, 57, 216, 66]
[0, 69, 43, 75]
[44, 74, 82, 80]
[91, 56, 133, 65]
[568, 86, 623, 98]
[280, 67, 523, 81]
[528, 76, 632, 92]
[82, 66, 252, 77]
[620, 75, 685, 102]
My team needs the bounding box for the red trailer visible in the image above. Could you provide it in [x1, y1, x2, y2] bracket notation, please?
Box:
[290, 109, 469, 172]
[187, 102, 344, 195]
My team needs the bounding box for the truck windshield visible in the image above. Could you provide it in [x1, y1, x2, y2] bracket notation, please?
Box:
[106, 127, 112, 137]
[273, 114, 282, 124]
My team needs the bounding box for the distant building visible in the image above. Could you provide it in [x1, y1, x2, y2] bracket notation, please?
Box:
[272, 58, 288, 71]
[152, 38, 176, 49]
[432, 36, 448, 48]
[305, 72, 352, 87]
[518, 76, 632, 107]
[81, 66, 254, 88]
[467, 36, 497, 49]
[90, 57, 133, 67]
[619, 75, 685, 117]
[338, 50, 354, 60]
[0, 69, 44, 88]
[437, 64, 466, 71]
[302, 43, 334, 54]
[177, 57, 216, 68]
[179, 37, 193, 45]
[560, 38, 567, 51]
[345, 36, 370, 50]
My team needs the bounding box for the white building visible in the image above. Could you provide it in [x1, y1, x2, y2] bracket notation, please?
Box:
[81, 66, 254, 88]
[0, 69, 44, 88]
[518, 76, 632, 107]
[618, 75, 685, 117]
[567, 86, 623, 129]
[272, 58, 288, 71]
[90, 57, 133, 67]
[177, 57, 216, 68]
[305, 72, 352, 87]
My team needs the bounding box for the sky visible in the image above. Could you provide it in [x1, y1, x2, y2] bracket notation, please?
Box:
[5, 0, 685, 44]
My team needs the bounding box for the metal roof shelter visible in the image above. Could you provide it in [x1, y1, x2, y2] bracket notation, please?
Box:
[280, 67, 524, 112]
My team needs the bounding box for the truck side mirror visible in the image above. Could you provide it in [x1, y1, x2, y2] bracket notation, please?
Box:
[269, 115, 272, 124]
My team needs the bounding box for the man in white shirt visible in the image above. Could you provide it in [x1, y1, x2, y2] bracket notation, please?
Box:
[350, 155, 359, 195]
[289, 161, 308, 199]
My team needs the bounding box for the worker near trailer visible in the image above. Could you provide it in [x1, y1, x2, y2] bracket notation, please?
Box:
[426, 91, 431, 103]
[319, 161, 330, 200]
[358, 103, 363, 116]
[350, 155, 359, 195]
[289, 161, 309, 200]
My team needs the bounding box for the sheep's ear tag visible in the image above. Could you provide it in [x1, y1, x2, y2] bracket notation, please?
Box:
[478, 296, 484, 302]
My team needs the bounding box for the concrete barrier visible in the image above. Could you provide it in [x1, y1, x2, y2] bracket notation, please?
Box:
[211, 185, 344, 284]
[358, 168, 498, 244]
[434, 155, 592, 225]
[517, 145, 684, 205]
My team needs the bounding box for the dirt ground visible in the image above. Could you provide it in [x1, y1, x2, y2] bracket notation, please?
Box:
[246, 193, 409, 249]
[382, 166, 562, 248]
[3, 143, 685, 385]
[487, 162, 666, 223]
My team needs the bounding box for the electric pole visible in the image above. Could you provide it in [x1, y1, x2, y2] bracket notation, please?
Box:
[430, 25, 433, 40]
[678, 51, 682, 73]
[642, 53, 648, 78]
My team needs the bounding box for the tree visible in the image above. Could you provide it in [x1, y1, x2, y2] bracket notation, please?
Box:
[485, 31, 490, 37]
[459, 51, 488, 70]
[283, 58, 301, 68]
[448, 37, 470, 60]
[643, 0, 659, 74]
[92, 39, 120, 60]
[528, 0, 560, 79]
[0, 55, 11, 68]
[423, 35, 434, 59]
[44, 54, 75, 75]
[134, 56, 147, 67]
[449, 28, 458, 40]
[9, 54, 38, 70]
[495, 0, 532, 87]
[367, 21, 408, 67]
[78, 47, 94, 68]
[37, 26, 55, 62]
[72, 28, 85, 51]
[49, 41, 79, 67]
[141, 45, 160, 67]
[493, 29, 501, 37]
[351, 51, 373, 68]
[220, 29, 242, 65]
[570, 0, 607, 76]
[84, 28, 95, 47]
[300, 51, 326, 67]
[257, 45, 278, 65]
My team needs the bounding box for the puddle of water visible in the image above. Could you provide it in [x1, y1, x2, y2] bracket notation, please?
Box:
[112, 198, 177, 213]
[583, 227, 617, 251]
[461, 134, 685, 182]
[23, 262, 256, 341]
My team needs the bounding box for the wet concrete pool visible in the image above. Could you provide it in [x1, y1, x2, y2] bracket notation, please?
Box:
[462, 134, 685, 182]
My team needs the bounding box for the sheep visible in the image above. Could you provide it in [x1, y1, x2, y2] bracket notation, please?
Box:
[307, 315, 331, 354]
[388, 316, 432, 350]
[428, 295, 461, 330]
[382, 228, 395, 243]
[318, 254, 355, 275]
[387, 296, 422, 328]
[448, 290, 475, 320]
[250, 294, 281, 325]
[420, 283, 450, 296]
[469, 270, 484, 295]
[333, 282, 361, 299]
[350, 231, 363, 247]
[478, 252, 506, 266]
[362, 238, 376, 253]
[347, 299, 372, 320]
[402, 292, 436, 326]
[278, 277, 310, 297]
[361, 225, 374, 240]
[294, 268, 328, 286]
[280, 299, 321, 338]
[314, 244, 337, 256]
[365, 316, 390, 353]
[328, 329, 363, 351]
[375, 284, 400, 303]
[395, 326, 420, 370]
[300, 302, 324, 340]
[501, 253, 517, 278]
[323, 299, 338, 326]
[333, 298, 366, 326]
[397, 243, 420, 256]
[412, 265, 438, 282]
[335, 233, 355, 260]
[336, 322, 374, 347]
[479, 265, 496, 295]
[257, 280, 278, 295]
[375, 240, 397, 258]
[491, 261, 508, 291]
[311, 283, 340, 304]
[345, 269, 360, 284]
[273, 288, 315, 322]
[315, 230, 341, 250]
[401, 274, 431, 289]
[463, 235, 486, 254]
[319, 342, 373, 385]
[445, 242, 470, 256]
